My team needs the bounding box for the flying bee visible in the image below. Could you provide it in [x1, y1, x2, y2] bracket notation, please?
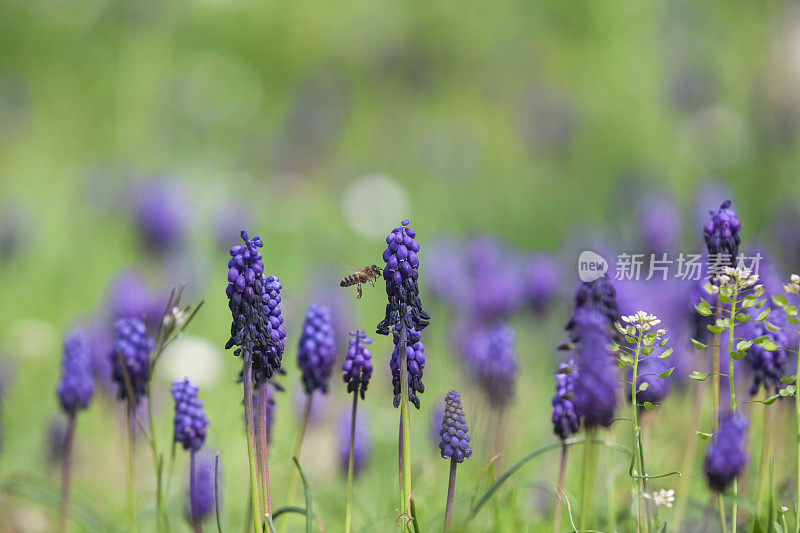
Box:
[340, 264, 382, 299]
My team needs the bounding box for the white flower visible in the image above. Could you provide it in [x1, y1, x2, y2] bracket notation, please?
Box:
[643, 488, 675, 508]
[621, 311, 661, 332]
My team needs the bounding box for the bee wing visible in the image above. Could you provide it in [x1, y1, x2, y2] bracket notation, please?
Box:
[341, 261, 361, 275]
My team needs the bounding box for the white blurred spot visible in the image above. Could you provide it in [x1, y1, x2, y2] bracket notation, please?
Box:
[341, 174, 410, 238]
[678, 104, 750, 167]
[160, 335, 223, 387]
[7, 318, 58, 360]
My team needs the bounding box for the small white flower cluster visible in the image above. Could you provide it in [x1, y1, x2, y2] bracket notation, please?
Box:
[718, 266, 759, 288]
[163, 306, 188, 331]
[783, 274, 800, 295]
[621, 311, 662, 332]
[643, 488, 675, 508]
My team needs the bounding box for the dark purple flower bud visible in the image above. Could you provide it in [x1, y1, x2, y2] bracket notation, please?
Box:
[187, 453, 216, 523]
[250, 275, 286, 385]
[297, 304, 336, 394]
[704, 412, 748, 492]
[439, 390, 472, 463]
[171, 378, 208, 452]
[376, 219, 430, 336]
[133, 179, 189, 254]
[703, 200, 741, 266]
[108, 318, 154, 405]
[462, 323, 518, 409]
[224, 231, 278, 384]
[342, 330, 373, 399]
[465, 236, 524, 321]
[338, 408, 372, 476]
[389, 323, 426, 409]
[566, 277, 620, 341]
[56, 332, 95, 415]
[524, 254, 562, 315]
[573, 309, 617, 428]
[636, 193, 682, 254]
[745, 322, 789, 396]
[552, 360, 581, 440]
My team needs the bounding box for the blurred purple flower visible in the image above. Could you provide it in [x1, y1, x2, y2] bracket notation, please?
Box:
[524, 254, 562, 315]
[566, 277, 620, 341]
[56, 332, 95, 415]
[704, 412, 747, 492]
[108, 318, 154, 405]
[745, 321, 789, 396]
[465, 236, 524, 322]
[107, 271, 165, 333]
[171, 378, 208, 452]
[187, 452, 216, 524]
[338, 408, 372, 476]
[703, 200, 741, 265]
[425, 238, 471, 310]
[133, 179, 189, 254]
[462, 322, 518, 409]
[573, 308, 617, 429]
[636, 193, 682, 254]
[552, 360, 581, 440]
[297, 304, 336, 395]
[628, 353, 672, 406]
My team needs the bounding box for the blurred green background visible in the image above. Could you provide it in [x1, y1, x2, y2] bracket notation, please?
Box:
[2, 1, 800, 531]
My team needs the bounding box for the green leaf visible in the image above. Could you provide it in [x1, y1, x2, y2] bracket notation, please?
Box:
[707, 325, 725, 334]
[409, 497, 420, 533]
[695, 304, 712, 317]
[780, 377, 795, 383]
[643, 401, 657, 411]
[638, 381, 649, 391]
[773, 293, 788, 307]
[625, 335, 636, 344]
[719, 293, 731, 304]
[736, 340, 754, 351]
[615, 322, 626, 334]
[691, 339, 708, 350]
[657, 367, 674, 378]
[765, 321, 781, 332]
[756, 308, 771, 321]
[762, 394, 780, 405]
[699, 298, 711, 310]
[659, 347, 673, 359]
[731, 350, 748, 360]
[789, 316, 800, 325]
[735, 312, 751, 323]
[658, 337, 669, 346]
[696, 431, 712, 439]
[779, 385, 796, 397]
[292, 457, 313, 533]
[755, 338, 779, 351]
[641, 346, 654, 356]
[690, 371, 710, 381]
[785, 304, 798, 316]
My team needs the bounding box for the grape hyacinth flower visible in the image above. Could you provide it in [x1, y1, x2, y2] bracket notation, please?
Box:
[108, 318, 154, 406]
[704, 412, 748, 492]
[171, 379, 208, 452]
[297, 304, 336, 394]
[463, 323, 518, 409]
[524, 254, 562, 315]
[465, 236, 524, 321]
[252, 275, 286, 385]
[565, 277, 620, 341]
[187, 453, 216, 526]
[628, 355, 672, 406]
[440, 390, 472, 532]
[552, 360, 580, 441]
[133, 179, 189, 254]
[745, 321, 789, 396]
[389, 323, 426, 409]
[703, 200, 741, 267]
[636, 193, 682, 254]
[338, 409, 372, 476]
[57, 332, 95, 416]
[572, 308, 617, 428]
[342, 330, 373, 399]
[107, 270, 165, 334]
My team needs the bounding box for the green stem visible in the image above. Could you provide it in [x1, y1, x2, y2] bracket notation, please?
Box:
[345, 393, 358, 533]
[580, 433, 597, 532]
[147, 393, 164, 532]
[713, 298, 721, 430]
[399, 331, 412, 519]
[756, 407, 771, 515]
[443, 457, 457, 532]
[279, 394, 313, 533]
[728, 291, 738, 533]
[719, 493, 728, 533]
[553, 444, 568, 533]
[59, 414, 76, 533]
[126, 409, 138, 533]
[631, 331, 648, 533]
[243, 358, 262, 533]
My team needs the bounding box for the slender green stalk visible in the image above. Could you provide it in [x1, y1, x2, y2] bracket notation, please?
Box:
[146, 392, 165, 532]
[579, 432, 597, 532]
[719, 493, 728, 533]
[713, 298, 721, 429]
[59, 414, 76, 533]
[796, 334, 800, 533]
[279, 394, 313, 533]
[553, 444, 568, 533]
[756, 407, 771, 515]
[443, 457, 457, 532]
[398, 332, 413, 519]
[345, 393, 358, 533]
[242, 358, 262, 533]
[674, 373, 704, 527]
[190, 451, 201, 533]
[215, 452, 222, 533]
[125, 410, 138, 533]
[727, 290, 739, 533]
[632, 331, 644, 533]
[258, 384, 272, 520]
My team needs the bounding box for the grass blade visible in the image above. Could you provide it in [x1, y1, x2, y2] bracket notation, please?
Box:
[293, 457, 313, 533]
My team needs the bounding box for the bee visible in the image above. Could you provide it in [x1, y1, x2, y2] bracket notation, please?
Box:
[340, 265, 382, 299]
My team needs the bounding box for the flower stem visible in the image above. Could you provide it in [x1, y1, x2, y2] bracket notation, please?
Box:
[190, 451, 202, 533]
[579, 431, 597, 532]
[443, 457, 457, 532]
[713, 297, 721, 430]
[553, 444, 568, 533]
[146, 393, 165, 532]
[728, 290, 738, 533]
[674, 366, 704, 528]
[631, 331, 647, 533]
[756, 407, 771, 515]
[278, 393, 313, 533]
[215, 452, 222, 533]
[257, 384, 272, 520]
[242, 357, 262, 533]
[345, 393, 358, 533]
[719, 493, 728, 533]
[59, 414, 76, 533]
[126, 408, 138, 533]
[398, 329, 412, 519]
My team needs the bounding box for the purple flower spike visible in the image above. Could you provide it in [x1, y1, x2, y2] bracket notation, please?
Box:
[465, 236, 524, 321]
[637, 193, 682, 254]
[565, 277, 620, 341]
[439, 390, 472, 463]
[133, 179, 189, 254]
[390, 323, 426, 409]
[57, 332, 95, 415]
[463, 323, 518, 409]
[297, 304, 336, 395]
[225, 231, 278, 383]
[338, 408, 372, 476]
[108, 318, 154, 405]
[250, 275, 286, 385]
[704, 412, 748, 492]
[524, 254, 562, 315]
[703, 200, 741, 266]
[745, 321, 789, 395]
[108, 270, 165, 333]
[573, 309, 617, 429]
[171, 378, 208, 452]
[342, 330, 373, 399]
[187, 453, 216, 523]
[377, 219, 430, 336]
[552, 360, 581, 440]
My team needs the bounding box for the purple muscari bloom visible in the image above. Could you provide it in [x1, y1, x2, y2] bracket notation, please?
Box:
[704, 412, 748, 492]
[465, 236, 524, 321]
[338, 408, 372, 476]
[426, 238, 471, 310]
[133, 179, 189, 254]
[56, 332, 95, 415]
[187, 453, 216, 523]
[107, 271, 165, 333]
[224, 231, 278, 383]
[573, 308, 617, 428]
[552, 360, 581, 440]
[390, 323, 426, 409]
[171, 378, 208, 452]
[81, 320, 115, 395]
[377, 219, 430, 336]
[463, 323, 518, 409]
[745, 321, 789, 396]
[703, 200, 741, 266]
[297, 304, 336, 394]
[342, 330, 373, 399]
[524, 254, 562, 315]
[439, 390, 472, 463]
[108, 318, 154, 405]
[636, 193, 682, 254]
[565, 277, 620, 341]
[251, 275, 287, 385]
